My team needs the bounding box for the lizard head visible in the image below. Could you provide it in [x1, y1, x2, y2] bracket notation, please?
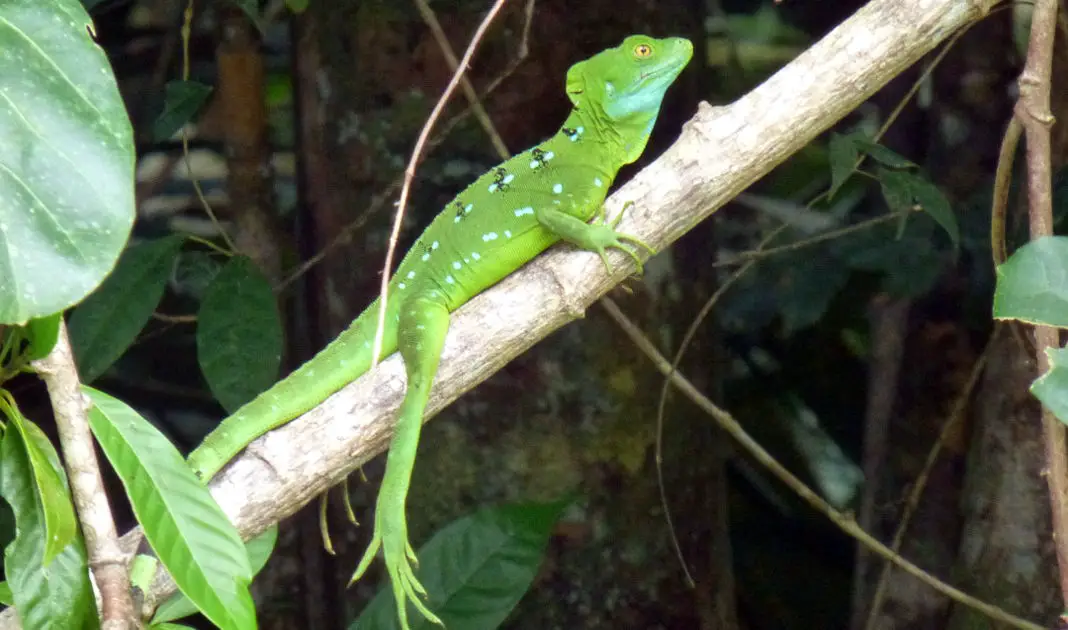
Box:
[566, 35, 693, 162]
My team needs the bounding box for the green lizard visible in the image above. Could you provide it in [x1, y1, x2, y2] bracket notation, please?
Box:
[187, 34, 692, 628]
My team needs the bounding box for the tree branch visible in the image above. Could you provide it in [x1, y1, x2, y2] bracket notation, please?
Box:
[30, 323, 135, 629]
[1015, 0, 1068, 604]
[0, 0, 1000, 625]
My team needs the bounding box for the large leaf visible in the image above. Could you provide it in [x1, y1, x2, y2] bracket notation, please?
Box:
[993, 235, 1068, 327]
[355, 501, 568, 630]
[3, 404, 78, 565]
[84, 387, 256, 630]
[0, 580, 12, 606]
[152, 524, 278, 624]
[0, 427, 97, 629]
[197, 256, 282, 413]
[0, 0, 135, 325]
[68, 235, 185, 383]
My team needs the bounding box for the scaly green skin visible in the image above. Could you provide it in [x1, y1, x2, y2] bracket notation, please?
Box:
[187, 34, 692, 627]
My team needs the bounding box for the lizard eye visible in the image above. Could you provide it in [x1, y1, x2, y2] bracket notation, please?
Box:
[633, 43, 653, 58]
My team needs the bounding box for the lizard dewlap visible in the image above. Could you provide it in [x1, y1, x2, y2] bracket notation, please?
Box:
[186, 34, 692, 628]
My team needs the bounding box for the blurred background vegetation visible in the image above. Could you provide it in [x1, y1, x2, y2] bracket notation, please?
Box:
[6, 0, 1065, 628]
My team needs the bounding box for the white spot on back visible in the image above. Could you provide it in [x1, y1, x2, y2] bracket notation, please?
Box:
[503, 173, 515, 184]
[544, 151, 555, 161]
[472, 252, 482, 260]
[488, 183, 498, 193]
[594, 177, 603, 187]
[398, 282, 406, 289]
[529, 159, 539, 168]
[552, 183, 563, 194]
[445, 275, 455, 284]
[431, 241, 439, 250]
[407, 271, 416, 279]
[452, 261, 461, 269]
[514, 206, 534, 217]
[422, 253, 431, 262]
[505, 230, 512, 238]
[482, 232, 499, 242]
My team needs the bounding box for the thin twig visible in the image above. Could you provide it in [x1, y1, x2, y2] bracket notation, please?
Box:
[31, 323, 135, 629]
[712, 209, 905, 268]
[600, 299, 1044, 630]
[863, 330, 996, 630]
[414, 0, 510, 159]
[1016, 0, 1068, 604]
[275, 0, 535, 294]
[371, 0, 512, 365]
[181, 0, 236, 253]
[652, 224, 786, 586]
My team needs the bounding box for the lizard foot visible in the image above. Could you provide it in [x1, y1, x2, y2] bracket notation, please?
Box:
[350, 502, 443, 629]
[589, 201, 656, 274]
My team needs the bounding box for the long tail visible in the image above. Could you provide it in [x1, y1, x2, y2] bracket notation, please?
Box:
[187, 299, 398, 480]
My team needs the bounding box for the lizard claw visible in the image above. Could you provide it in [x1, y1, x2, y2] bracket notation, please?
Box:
[350, 504, 443, 629]
[594, 201, 655, 274]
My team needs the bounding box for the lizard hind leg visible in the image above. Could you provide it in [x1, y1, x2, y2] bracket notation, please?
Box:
[350, 290, 450, 629]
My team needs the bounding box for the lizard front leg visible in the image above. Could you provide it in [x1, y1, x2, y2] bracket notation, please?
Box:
[536, 204, 655, 274]
[350, 290, 450, 629]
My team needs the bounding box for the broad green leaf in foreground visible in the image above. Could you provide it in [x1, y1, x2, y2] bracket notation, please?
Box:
[68, 235, 185, 383]
[0, 580, 12, 606]
[0, 0, 135, 325]
[0, 396, 77, 565]
[84, 387, 255, 630]
[0, 426, 97, 629]
[355, 501, 568, 630]
[994, 236, 1068, 328]
[1033, 347, 1068, 426]
[198, 256, 282, 413]
[152, 525, 278, 625]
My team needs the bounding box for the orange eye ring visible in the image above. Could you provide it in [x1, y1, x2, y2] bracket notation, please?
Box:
[633, 43, 653, 58]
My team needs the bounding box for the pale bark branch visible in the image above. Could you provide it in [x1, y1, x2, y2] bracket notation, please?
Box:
[30, 322, 135, 629]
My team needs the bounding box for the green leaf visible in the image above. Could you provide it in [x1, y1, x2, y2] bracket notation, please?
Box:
[68, 235, 185, 383]
[1, 426, 97, 629]
[84, 387, 256, 630]
[849, 135, 915, 169]
[154, 81, 214, 141]
[908, 176, 959, 252]
[8, 412, 78, 565]
[24, 314, 62, 361]
[0, 580, 12, 606]
[878, 168, 913, 214]
[198, 256, 282, 413]
[876, 169, 959, 251]
[994, 236, 1068, 327]
[153, 524, 278, 624]
[1032, 347, 1068, 426]
[356, 501, 568, 630]
[827, 133, 858, 200]
[0, 0, 135, 325]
